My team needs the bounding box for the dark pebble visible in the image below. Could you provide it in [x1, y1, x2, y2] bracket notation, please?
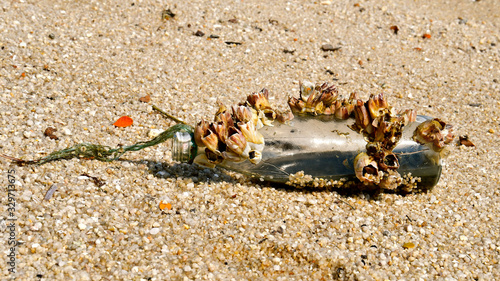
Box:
[162, 8, 176, 20]
[224, 41, 242, 45]
[321, 44, 341, 52]
[458, 135, 475, 147]
[390, 25, 399, 34]
[44, 127, 59, 140]
[194, 30, 205, 37]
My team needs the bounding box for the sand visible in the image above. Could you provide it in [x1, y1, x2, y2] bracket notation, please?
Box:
[1, 0, 499, 280]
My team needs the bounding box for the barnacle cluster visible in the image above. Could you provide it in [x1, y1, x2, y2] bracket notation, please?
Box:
[288, 81, 357, 119]
[286, 81, 421, 189]
[286, 81, 452, 190]
[193, 89, 292, 168]
[350, 93, 418, 189]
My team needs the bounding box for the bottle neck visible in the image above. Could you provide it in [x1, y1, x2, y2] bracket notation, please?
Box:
[171, 131, 196, 163]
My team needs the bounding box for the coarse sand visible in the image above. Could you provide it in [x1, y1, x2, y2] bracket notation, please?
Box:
[1, 0, 499, 280]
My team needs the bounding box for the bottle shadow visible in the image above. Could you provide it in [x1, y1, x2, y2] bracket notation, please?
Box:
[121, 159, 426, 199]
[119, 159, 237, 184]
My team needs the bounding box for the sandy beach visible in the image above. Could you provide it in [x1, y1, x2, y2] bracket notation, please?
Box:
[1, 0, 499, 279]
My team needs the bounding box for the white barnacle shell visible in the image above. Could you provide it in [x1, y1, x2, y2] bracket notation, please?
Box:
[354, 152, 381, 184]
[299, 81, 315, 102]
[248, 149, 262, 164]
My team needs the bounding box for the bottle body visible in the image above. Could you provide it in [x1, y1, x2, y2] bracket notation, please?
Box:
[173, 115, 442, 191]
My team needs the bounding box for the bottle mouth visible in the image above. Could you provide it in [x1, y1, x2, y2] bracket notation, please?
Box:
[171, 131, 195, 163]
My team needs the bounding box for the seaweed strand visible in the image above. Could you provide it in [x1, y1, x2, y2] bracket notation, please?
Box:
[2, 123, 193, 166]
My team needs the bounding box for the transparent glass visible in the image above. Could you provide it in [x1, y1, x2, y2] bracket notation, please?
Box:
[173, 115, 442, 190]
[171, 131, 194, 164]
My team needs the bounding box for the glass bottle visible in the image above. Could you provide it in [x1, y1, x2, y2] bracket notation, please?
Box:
[172, 115, 442, 191]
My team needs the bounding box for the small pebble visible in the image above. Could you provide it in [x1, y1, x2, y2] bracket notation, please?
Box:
[44, 184, 59, 201]
[63, 128, 72, 136]
[148, 129, 163, 138]
[403, 242, 415, 249]
[321, 44, 341, 52]
[194, 30, 205, 37]
[150, 228, 161, 235]
[295, 196, 307, 202]
[23, 131, 33, 138]
[139, 94, 151, 103]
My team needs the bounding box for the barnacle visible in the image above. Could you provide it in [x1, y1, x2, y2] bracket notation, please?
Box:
[413, 118, 454, 152]
[354, 99, 371, 130]
[232, 105, 252, 123]
[379, 151, 399, 170]
[367, 93, 389, 119]
[225, 127, 249, 157]
[238, 121, 264, 145]
[354, 152, 381, 184]
[247, 88, 272, 111]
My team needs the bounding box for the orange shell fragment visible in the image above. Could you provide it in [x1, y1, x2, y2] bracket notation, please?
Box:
[159, 201, 172, 211]
[113, 116, 133, 127]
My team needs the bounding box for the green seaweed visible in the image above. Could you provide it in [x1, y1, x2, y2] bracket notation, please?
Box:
[2, 123, 193, 165]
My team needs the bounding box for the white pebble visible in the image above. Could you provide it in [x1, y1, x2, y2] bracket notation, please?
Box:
[307, 198, 318, 205]
[32, 222, 42, 231]
[150, 228, 160, 235]
[148, 129, 163, 138]
[63, 128, 72, 136]
[78, 223, 87, 230]
[156, 171, 169, 178]
[295, 196, 306, 202]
